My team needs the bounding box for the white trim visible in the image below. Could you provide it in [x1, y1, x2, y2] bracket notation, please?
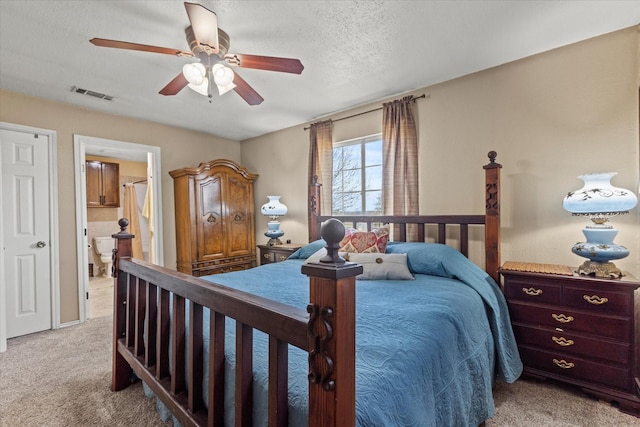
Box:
[58, 320, 81, 328]
[73, 135, 163, 322]
[0, 122, 59, 352]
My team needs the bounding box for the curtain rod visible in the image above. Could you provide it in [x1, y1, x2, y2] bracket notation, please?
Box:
[303, 93, 428, 131]
[122, 178, 147, 187]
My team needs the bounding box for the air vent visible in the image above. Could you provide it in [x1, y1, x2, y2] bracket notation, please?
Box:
[71, 86, 115, 101]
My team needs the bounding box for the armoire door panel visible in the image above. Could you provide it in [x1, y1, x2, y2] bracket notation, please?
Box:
[226, 176, 253, 256]
[197, 176, 225, 260]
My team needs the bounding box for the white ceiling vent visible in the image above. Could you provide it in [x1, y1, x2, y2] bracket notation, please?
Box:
[71, 86, 115, 101]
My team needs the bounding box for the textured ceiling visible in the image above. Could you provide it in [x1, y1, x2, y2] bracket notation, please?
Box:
[1, 1, 639, 141]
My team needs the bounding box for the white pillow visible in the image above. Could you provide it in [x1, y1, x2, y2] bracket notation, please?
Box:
[303, 248, 348, 264]
[347, 253, 414, 280]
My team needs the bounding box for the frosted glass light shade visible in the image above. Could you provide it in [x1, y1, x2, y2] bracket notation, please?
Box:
[562, 172, 637, 216]
[188, 77, 209, 96]
[182, 62, 206, 85]
[261, 196, 288, 219]
[212, 64, 235, 87]
[217, 82, 236, 95]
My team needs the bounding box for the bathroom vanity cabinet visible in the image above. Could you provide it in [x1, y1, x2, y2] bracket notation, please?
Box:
[86, 160, 120, 207]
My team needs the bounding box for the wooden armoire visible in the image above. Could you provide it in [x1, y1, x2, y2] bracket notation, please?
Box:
[169, 159, 258, 277]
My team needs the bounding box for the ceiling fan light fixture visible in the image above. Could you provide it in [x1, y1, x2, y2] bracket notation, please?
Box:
[188, 77, 209, 96]
[182, 62, 206, 85]
[217, 82, 236, 96]
[212, 63, 234, 87]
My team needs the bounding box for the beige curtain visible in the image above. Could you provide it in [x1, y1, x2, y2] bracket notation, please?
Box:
[382, 95, 419, 240]
[308, 120, 334, 215]
[123, 183, 144, 259]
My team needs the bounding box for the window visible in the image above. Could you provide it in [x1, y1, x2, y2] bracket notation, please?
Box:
[332, 134, 382, 215]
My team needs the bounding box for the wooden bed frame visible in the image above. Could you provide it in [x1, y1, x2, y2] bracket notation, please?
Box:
[110, 151, 502, 426]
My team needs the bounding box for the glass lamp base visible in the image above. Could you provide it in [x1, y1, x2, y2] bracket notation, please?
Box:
[575, 260, 624, 279]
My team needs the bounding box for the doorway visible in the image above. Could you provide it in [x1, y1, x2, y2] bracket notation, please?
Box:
[73, 135, 163, 321]
[0, 122, 59, 352]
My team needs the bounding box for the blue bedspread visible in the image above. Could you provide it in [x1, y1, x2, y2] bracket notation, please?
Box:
[148, 241, 522, 427]
[190, 242, 522, 427]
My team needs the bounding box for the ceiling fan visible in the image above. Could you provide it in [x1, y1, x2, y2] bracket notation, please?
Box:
[90, 2, 303, 105]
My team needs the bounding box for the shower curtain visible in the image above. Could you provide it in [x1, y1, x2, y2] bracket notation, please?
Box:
[123, 183, 144, 259]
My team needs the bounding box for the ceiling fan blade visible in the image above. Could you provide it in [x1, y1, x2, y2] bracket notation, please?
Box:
[159, 73, 189, 96]
[90, 38, 193, 57]
[184, 2, 219, 53]
[225, 53, 304, 74]
[233, 73, 264, 106]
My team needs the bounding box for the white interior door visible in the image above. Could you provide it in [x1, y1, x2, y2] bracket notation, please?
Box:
[1, 126, 57, 341]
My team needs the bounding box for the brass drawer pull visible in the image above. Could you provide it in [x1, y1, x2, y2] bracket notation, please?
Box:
[553, 358, 575, 369]
[552, 336, 574, 347]
[552, 313, 574, 323]
[263, 253, 270, 259]
[279, 255, 288, 261]
[583, 295, 609, 305]
[522, 287, 543, 296]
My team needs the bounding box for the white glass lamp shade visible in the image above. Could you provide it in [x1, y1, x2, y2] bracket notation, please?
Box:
[562, 172, 637, 217]
[182, 62, 206, 85]
[188, 77, 209, 96]
[562, 172, 638, 278]
[217, 82, 236, 96]
[261, 196, 287, 245]
[261, 196, 288, 219]
[212, 64, 235, 87]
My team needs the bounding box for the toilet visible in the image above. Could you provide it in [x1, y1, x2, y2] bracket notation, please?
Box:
[93, 236, 114, 277]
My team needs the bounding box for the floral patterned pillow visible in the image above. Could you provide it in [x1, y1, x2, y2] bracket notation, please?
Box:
[338, 225, 390, 253]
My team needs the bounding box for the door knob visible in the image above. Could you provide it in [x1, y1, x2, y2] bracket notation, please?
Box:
[36, 241, 46, 248]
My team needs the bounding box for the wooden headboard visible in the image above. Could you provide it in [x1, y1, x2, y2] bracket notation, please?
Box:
[308, 151, 502, 281]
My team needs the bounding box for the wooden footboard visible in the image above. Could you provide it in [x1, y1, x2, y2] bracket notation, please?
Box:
[111, 220, 361, 427]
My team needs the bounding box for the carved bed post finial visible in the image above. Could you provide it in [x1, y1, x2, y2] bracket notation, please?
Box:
[488, 150, 497, 164]
[319, 218, 346, 264]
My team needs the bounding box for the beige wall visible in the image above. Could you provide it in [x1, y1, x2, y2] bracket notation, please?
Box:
[0, 91, 241, 323]
[1, 25, 638, 326]
[242, 26, 640, 278]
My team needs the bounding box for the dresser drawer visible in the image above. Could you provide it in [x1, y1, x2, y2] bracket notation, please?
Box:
[512, 324, 630, 365]
[508, 301, 631, 341]
[261, 251, 275, 264]
[519, 346, 633, 392]
[504, 278, 561, 305]
[564, 285, 632, 314]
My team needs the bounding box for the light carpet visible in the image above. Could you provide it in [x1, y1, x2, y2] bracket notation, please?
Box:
[1, 314, 639, 426]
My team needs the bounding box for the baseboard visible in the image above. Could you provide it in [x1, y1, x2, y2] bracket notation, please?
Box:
[59, 320, 81, 328]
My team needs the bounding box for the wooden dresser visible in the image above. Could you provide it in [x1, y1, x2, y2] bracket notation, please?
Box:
[170, 159, 258, 277]
[500, 262, 640, 416]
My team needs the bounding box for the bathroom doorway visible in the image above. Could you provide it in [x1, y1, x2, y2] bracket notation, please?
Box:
[74, 135, 163, 321]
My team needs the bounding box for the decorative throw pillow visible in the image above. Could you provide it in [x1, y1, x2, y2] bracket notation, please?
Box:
[303, 248, 348, 264]
[338, 225, 390, 253]
[347, 253, 414, 280]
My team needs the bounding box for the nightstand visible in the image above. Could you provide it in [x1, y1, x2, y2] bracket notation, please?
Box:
[257, 243, 303, 265]
[499, 262, 640, 416]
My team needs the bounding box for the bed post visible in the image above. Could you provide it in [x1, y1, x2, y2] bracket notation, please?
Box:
[111, 218, 134, 391]
[302, 219, 363, 427]
[483, 151, 502, 283]
[308, 175, 321, 242]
